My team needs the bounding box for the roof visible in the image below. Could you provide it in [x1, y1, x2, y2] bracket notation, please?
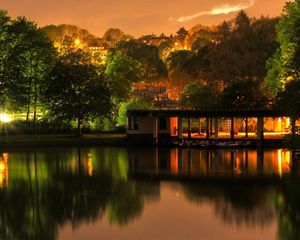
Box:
[126, 109, 293, 118]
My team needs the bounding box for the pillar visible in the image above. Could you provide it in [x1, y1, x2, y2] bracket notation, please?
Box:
[214, 117, 219, 140]
[188, 117, 192, 140]
[153, 116, 158, 145]
[257, 117, 264, 141]
[206, 117, 210, 140]
[291, 117, 296, 137]
[130, 116, 134, 130]
[245, 117, 249, 138]
[178, 117, 183, 143]
[198, 118, 201, 135]
[230, 117, 235, 140]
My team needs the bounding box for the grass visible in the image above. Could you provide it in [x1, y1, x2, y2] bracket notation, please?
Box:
[0, 134, 127, 148]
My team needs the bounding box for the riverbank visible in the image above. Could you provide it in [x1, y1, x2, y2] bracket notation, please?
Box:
[0, 134, 127, 148]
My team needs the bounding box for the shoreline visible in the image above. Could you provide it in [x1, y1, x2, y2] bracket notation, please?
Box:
[0, 134, 127, 148]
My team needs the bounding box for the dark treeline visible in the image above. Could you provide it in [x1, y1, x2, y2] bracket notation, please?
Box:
[0, 1, 299, 135]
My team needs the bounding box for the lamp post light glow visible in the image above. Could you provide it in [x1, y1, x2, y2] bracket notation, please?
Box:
[75, 39, 81, 45]
[0, 114, 11, 123]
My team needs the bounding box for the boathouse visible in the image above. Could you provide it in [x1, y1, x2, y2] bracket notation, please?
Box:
[126, 110, 300, 145]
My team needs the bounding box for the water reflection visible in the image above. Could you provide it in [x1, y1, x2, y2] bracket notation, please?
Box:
[0, 147, 299, 240]
[128, 148, 293, 178]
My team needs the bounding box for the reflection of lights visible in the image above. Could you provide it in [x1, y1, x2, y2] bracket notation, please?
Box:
[87, 153, 93, 176]
[0, 153, 8, 188]
[0, 113, 11, 123]
[170, 149, 179, 174]
[278, 149, 291, 177]
[278, 149, 282, 176]
[234, 157, 242, 174]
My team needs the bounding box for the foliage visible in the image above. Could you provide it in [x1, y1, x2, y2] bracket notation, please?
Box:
[266, 0, 300, 96]
[0, 12, 56, 125]
[116, 40, 168, 81]
[117, 98, 156, 127]
[44, 62, 111, 135]
[103, 28, 133, 48]
[206, 11, 278, 86]
[220, 80, 270, 110]
[275, 80, 300, 116]
[42, 24, 100, 47]
[179, 82, 222, 110]
[105, 50, 143, 101]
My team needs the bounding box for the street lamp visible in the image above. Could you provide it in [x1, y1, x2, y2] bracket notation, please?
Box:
[0, 114, 11, 123]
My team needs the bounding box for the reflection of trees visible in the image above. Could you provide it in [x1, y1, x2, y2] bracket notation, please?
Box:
[183, 181, 277, 227]
[107, 180, 143, 225]
[276, 175, 300, 240]
[0, 148, 159, 240]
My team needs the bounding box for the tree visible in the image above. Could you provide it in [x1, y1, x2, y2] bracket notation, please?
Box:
[105, 50, 143, 102]
[117, 98, 156, 127]
[103, 28, 133, 48]
[42, 24, 99, 47]
[266, 0, 300, 96]
[206, 12, 278, 86]
[275, 80, 300, 135]
[44, 62, 111, 136]
[116, 40, 167, 82]
[180, 82, 222, 110]
[176, 27, 189, 46]
[166, 50, 195, 99]
[0, 13, 55, 126]
[219, 80, 270, 110]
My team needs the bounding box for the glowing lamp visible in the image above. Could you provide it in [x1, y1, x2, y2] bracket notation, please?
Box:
[75, 39, 81, 45]
[0, 114, 11, 123]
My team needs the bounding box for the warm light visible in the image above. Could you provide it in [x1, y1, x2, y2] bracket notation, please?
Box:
[0, 113, 11, 123]
[0, 162, 5, 171]
[175, 42, 178, 46]
[87, 153, 93, 176]
[278, 149, 282, 176]
[75, 39, 81, 45]
[278, 149, 291, 177]
[286, 117, 290, 128]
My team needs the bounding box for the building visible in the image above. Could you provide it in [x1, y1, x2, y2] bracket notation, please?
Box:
[126, 109, 300, 145]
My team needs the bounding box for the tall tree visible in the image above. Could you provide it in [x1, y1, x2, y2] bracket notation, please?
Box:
[206, 11, 278, 87]
[105, 50, 143, 102]
[180, 82, 222, 110]
[116, 40, 167, 82]
[266, 0, 300, 95]
[0, 13, 55, 126]
[44, 62, 111, 136]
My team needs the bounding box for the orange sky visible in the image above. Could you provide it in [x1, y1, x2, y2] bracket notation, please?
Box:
[1, 0, 287, 37]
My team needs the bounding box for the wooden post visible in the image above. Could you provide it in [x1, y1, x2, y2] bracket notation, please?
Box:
[257, 117, 264, 141]
[230, 117, 235, 140]
[206, 117, 210, 140]
[291, 117, 296, 138]
[153, 116, 158, 145]
[178, 117, 183, 143]
[199, 118, 201, 135]
[245, 117, 249, 138]
[188, 117, 192, 140]
[214, 117, 219, 140]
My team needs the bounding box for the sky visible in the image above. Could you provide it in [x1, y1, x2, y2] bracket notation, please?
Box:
[1, 0, 287, 37]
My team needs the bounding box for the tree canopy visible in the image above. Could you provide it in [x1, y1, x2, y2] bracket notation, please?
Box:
[266, 0, 300, 96]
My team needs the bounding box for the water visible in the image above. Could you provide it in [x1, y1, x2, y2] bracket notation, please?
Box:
[0, 147, 299, 240]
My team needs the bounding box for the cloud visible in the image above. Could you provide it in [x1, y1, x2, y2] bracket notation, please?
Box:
[177, 0, 255, 22]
